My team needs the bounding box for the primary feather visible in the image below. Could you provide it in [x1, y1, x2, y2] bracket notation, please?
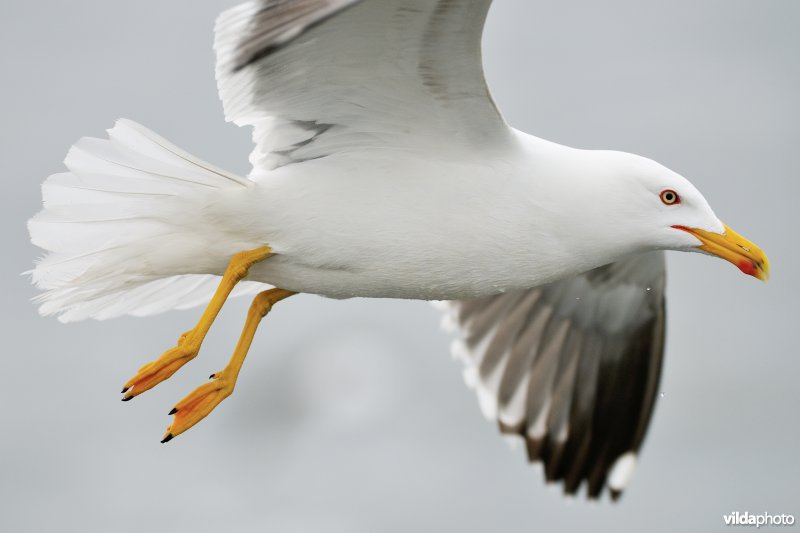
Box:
[444, 252, 666, 498]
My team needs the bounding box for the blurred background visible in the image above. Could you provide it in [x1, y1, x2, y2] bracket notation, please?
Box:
[1, 1, 798, 531]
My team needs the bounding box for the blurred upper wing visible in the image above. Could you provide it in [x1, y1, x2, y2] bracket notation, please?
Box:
[214, 0, 509, 175]
[443, 252, 667, 500]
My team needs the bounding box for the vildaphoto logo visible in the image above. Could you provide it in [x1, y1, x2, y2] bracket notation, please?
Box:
[723, 512, 795, 528]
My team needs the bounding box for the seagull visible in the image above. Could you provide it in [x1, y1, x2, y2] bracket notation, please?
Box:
[28, 0, 769, 500]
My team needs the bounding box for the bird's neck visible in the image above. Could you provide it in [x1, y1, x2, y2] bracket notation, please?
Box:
[508, 130, 654, 278]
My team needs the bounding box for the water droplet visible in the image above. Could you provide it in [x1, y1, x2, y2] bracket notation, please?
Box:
[575, 297, 581, 300]
[646, 287, 651, 291]
[659, 392, 665, 398]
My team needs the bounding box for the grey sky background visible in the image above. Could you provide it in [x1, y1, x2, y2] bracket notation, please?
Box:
[1, 1, 798, 532]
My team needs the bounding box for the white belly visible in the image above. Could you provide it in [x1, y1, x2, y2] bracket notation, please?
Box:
[213, 152, 597, 300]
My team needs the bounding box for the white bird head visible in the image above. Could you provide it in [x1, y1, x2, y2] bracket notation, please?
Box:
[562, 149, 770, 281]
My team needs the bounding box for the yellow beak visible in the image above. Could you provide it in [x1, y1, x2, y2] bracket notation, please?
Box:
[672, 224, 770, 281]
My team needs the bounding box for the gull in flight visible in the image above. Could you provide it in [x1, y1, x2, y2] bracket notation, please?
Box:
[28, 0, 769, 499]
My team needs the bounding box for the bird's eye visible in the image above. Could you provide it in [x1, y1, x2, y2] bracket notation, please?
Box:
[660, 189, 680, 205]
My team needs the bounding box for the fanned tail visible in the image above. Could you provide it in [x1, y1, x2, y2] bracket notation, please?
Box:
[28, 119, 263, 323]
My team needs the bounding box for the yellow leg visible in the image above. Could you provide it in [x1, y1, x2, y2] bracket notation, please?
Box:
[161, 288, 295, 443]
[121, 246, 273, 401]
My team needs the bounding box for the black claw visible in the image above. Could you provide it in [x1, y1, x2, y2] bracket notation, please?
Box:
[168, 408, 177, 415]
[121, 387, 130, 394]
[161, 433, 174, 444]
[209, 374, 216, 379]
[121, 395, 133, 402]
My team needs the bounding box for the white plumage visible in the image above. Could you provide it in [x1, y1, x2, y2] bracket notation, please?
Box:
[29, 120, 263, 322]
[28, 0, 769, 499]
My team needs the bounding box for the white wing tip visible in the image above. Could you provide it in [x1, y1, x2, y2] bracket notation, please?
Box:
[439, 312, 457, 333]
[450, 338, 469, 363]
[607, 452, 637, 492]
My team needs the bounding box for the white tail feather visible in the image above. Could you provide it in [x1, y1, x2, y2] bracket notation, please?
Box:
[28, 119, 264, 323]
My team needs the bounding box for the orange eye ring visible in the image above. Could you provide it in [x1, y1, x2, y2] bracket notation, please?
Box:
[660, 189, 680, 205]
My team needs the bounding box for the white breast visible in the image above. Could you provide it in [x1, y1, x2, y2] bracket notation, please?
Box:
[223, 141, 617, 300]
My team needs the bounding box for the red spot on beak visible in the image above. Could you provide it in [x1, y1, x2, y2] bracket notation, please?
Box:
[737, 259, 757, 277]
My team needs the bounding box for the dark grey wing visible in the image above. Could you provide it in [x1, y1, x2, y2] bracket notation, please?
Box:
[214, 0, 509, 175]
[443, 252, 667, 500]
